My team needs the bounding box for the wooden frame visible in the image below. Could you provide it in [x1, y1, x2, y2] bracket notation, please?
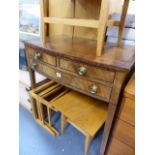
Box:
[40, 0, 130, 56]
[29, 80, 70, 136]
[51, 91, 108, 155]
[61, 114, 93, 155]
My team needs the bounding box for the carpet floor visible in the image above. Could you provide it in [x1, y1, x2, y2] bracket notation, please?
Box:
[19, 105, 104, 155]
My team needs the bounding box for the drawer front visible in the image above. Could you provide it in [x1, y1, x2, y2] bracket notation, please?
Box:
[106, 137, 135, 155]
[55, 71, 112, 101]
[59, 58, 115, 83]
[26, 47, 56, 66]
[118, 97, 135, 126]
[29, 60, 56, 79]
[112, 119, 135, 148]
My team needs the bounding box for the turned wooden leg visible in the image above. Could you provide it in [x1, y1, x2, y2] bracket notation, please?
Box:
[61, 114, 67, 134]
[29, 68, 36, 89]
[84, 135, 92, 155]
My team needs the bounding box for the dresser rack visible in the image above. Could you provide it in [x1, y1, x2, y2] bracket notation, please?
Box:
[40, 0, 130, 56]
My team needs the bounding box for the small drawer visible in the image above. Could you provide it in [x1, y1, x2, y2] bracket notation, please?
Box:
[59, 58, 115, 83]
[55, 71, 112, 102]
[29, 60, 56, 80]
[26, 47, 56, 66]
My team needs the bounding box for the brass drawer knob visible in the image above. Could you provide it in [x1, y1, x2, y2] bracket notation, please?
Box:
[34, 52, 41, 60]
[78, 67, 86, 76]
[31, 63, 37, 69]
[90, 85, 97, 94]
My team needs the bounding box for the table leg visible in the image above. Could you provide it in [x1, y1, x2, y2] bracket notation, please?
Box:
[29, 68, 36, 89]
[84, 135, 92, 155]
[61, 114, 67, 134]
[100, 72, 127, 155]
[100, 103, 117, 155]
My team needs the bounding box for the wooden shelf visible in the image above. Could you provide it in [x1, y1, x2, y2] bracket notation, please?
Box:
[44, 17, 99, 28]
[44, 17, 120, 28]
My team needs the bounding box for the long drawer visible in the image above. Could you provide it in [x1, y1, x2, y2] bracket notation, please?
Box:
[55, 71, 112, 102]
[26, 46, 57, 66]
[59, 58, 115, 83]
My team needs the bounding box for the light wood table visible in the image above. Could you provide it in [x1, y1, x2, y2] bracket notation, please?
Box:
[52, 91, 108, 155]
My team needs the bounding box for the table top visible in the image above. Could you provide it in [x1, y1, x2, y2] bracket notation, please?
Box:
[52, 91, 108, 136]
[24, 35, 135, 72]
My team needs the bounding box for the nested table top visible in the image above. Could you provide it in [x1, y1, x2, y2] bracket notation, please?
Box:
[52, 91, 108, 137]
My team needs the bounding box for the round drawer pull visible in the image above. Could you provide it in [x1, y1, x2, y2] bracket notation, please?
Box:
[90, 85, 97, 94]
[78, 67, 86, 76]
[34, 52, 41, 60]
[31, 63, 37, 69]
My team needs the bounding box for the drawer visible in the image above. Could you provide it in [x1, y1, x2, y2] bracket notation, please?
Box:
[106, 137, 135, 155]
[118, 97, 135, 126]
[112, 119, 135, 148]
[29, 60, 56, 80]
[26, 47, 56, 66]
[55, 71, 112, 101]
[59, 58, 115, 83]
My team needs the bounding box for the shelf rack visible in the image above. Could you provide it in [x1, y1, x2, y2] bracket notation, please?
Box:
[40, 0, 130, 56]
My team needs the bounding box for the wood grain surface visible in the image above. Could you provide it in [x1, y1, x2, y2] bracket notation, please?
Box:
[52, 91, 108, 137]
[59, 58, 115, 82]
[24, 36, 135, 155]
[24, 35, 135, 71]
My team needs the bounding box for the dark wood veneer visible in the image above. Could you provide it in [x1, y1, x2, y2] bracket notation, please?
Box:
[24, 35, 135, 71]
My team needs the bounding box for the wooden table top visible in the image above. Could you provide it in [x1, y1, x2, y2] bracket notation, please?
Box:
[52, 91, 108, 137]
[24, 35, 135, 72]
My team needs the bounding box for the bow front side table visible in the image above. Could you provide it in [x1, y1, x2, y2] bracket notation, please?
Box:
[24, 36, 135, 155]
